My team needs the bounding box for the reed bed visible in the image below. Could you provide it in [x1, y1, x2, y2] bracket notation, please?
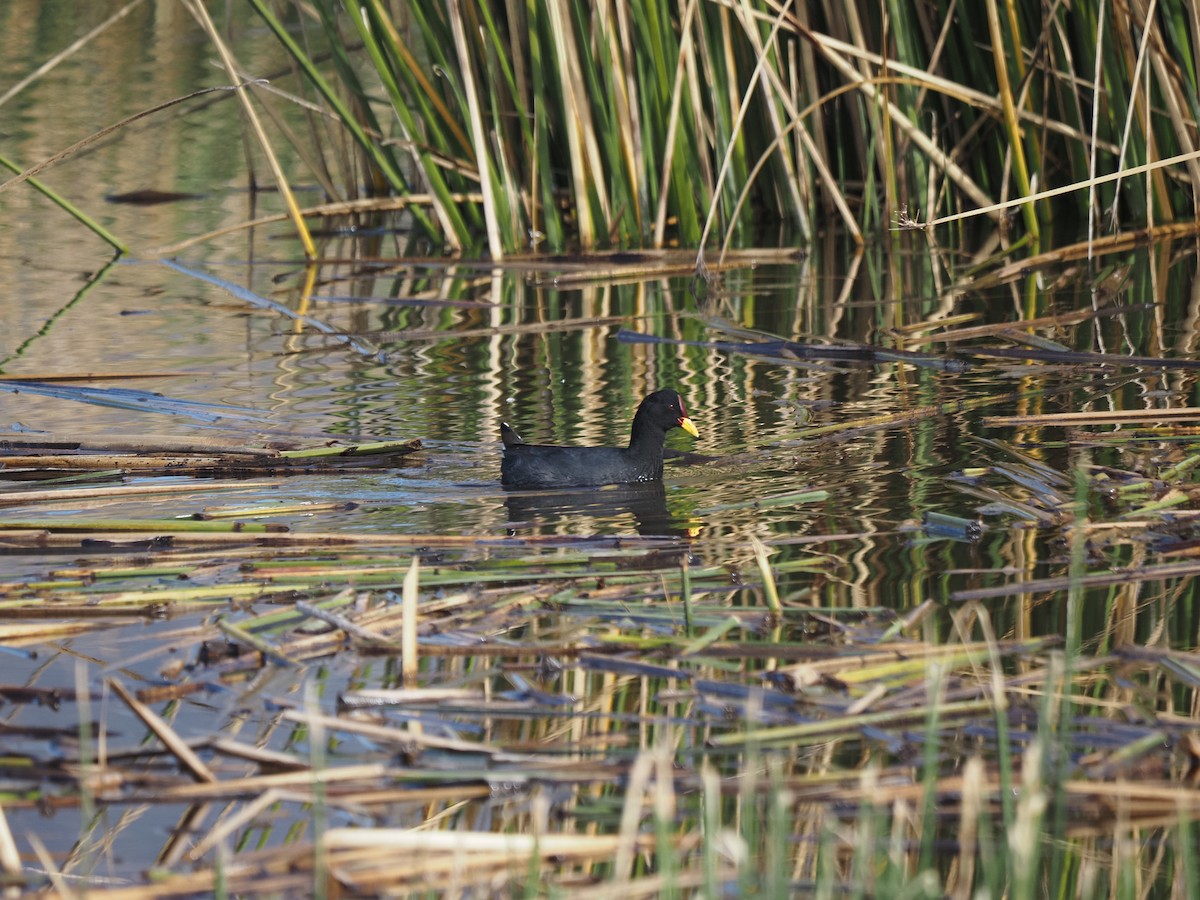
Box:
[5, 365, 1200, 894]
[4, 533, 1200, 896]
[221, 0, 1200, 258]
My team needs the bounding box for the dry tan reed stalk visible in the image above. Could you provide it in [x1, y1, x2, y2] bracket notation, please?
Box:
[776, 640, 1046, 691]
[387, 832, 702, 887]
[0, 454, 248, 470]
[890, 313, 981, 336]
[355, 641, 591, 658]
[0, 82, 245, 201]
[800, 27, 1114, 149]
[983, 408, 1200, 427]
[797, 25, 995, 214]
[0, 481, 279, 508]
[322, 827, 642, 855]
[280, 709, 500, 756]
[0, 621, 122, 643]
[318, 849, 547, 893]
[50, 865, 283, 899]
[0, 606, 155, 619]
[294, 597, 390, 645]
[907, 308, 1125, 345]
[195, 501, 351, 519]
[401, 556, 419, 679]
[359, 588, 477, 618]
[729, 4, 845, 237]
[446, 0, 501, 258]
[24, 834, 68, 897]
[824, 773, 994, 805]
[327, 841, 683, 894]
[545, 0, 598, 244]
[0, 801, 20, 887]
[107, 679, 216, 783]
[650, 0, 698, 247]
[547, 266, 682, 289]
[185, 1, 314, 258]
[374, 315, 625, 342]
[793, 390, 1015, 442]
[1064, 781, 1200, 808]
[933, 161, 1200, 233]
[151, 805, 213, 869]
[697, 1, 818, 253]
[613, 751, 655, 879]
[140, 764, 389, 803]
[566, 869, 741, 900]
[185, 787, 285, 861]
[513, 247, 801, 273]
[209, 739, 309, 770]
[333, 784, 494, 806]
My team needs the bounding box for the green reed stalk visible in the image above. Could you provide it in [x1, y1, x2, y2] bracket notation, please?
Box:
[0, 156, 126, 252]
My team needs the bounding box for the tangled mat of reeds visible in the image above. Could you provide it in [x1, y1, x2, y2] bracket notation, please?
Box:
[4, 398, 1200, 896]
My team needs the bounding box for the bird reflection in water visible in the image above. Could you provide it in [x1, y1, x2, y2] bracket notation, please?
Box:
[502, 481, 697, 538]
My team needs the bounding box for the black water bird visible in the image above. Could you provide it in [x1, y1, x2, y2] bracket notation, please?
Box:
[500, 389, 699, 489]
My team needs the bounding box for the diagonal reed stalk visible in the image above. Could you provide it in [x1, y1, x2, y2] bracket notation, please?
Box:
[186, 0, 316, 259]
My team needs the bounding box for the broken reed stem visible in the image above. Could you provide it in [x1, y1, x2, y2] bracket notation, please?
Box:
[107, 678, 216, 783]
[296, 595, 391, 645]
[187, 788, 286, 861]
[218, 619, 297, 667]
[751, 536, 782, 613]
[0, 801, 20, 885]
[322, 827, 645, 855]
[402, 556, 419, 680]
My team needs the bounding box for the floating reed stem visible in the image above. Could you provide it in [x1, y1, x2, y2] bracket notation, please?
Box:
[107, 678, 216, 783]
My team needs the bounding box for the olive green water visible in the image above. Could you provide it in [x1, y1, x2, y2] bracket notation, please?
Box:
[4, 2, 1200, 891]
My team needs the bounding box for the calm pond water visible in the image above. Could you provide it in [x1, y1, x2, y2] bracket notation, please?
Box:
[3, 1, 1200, 890]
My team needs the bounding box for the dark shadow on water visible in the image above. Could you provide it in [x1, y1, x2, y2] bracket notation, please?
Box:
[503, 482, 687, 537]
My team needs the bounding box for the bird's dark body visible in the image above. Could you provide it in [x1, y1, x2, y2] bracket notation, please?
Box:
[502, 444, 664, 488]
[500, 389, 697, 489]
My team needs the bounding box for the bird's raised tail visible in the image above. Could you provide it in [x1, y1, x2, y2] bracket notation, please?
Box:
[500, 422, 525, 448]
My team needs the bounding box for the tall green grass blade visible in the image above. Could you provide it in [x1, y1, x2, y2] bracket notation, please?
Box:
[350, 0, 473, 247]
[0, 155, 126, 253]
